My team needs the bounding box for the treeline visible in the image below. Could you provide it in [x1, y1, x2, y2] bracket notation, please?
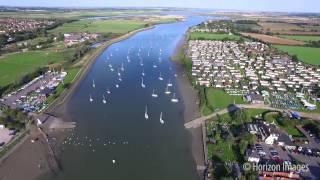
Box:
[0, 108, 29, 130]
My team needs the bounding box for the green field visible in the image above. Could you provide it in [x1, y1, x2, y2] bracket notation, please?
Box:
[50, 19, 147, 35]
[46, 67, 80, 104]
[205, 88, 245, 111]
[274, 45, 320, 65]
[0, 9, 161, 19]
[189, 32, 241, 41]
[0, 50, 75, 87]
[280, 35, 320, 42]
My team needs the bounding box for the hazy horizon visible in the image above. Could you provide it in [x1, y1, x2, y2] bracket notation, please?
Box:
[0, 0, 319, 13]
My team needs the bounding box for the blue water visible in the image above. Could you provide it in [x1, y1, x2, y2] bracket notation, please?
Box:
[50, 16, 212, 180]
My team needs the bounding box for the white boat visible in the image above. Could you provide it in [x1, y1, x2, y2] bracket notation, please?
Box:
[102, 95, 107, 104]
[151, 89, 158, 98]
[147, 51, 150, 56]
[119, 77, 122, 81]
[171, 93, 179, 103]
[141, 77, 146, 88]
[89, 94, 93, 102]
[127, 56, 130, 62]
[117, 69, 121, 77]
[108, 64, 112, 68]
[112, 159, 116, 164]
[160, 112, 164, 124]
[121, 63, 125, 71]
[165, 86, 171, 95]
[92, 80, 96, 88]
[153, 63, 158, 68]
[140, 60, 144, 66]
[144, 105, 149, 120]
[142, 69, 145, 76]
[115, 84, 119, 88]
[158, 73, 163, 81]
[167, 79, 173, 87]
[107, 89, 111, 94]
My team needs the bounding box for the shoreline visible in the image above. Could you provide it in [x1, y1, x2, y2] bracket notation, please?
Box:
[173, 33, 207, 179]
[0, 25, 156, 180]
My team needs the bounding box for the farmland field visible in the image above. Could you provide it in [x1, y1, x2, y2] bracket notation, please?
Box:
[0, 50, 75, 86]
[274, 45, 320, 65]
[189, 32, 241, 41]
[241, 32, 305, 45]
[280, 35, 320, 42]
[50, 19, 147, 35]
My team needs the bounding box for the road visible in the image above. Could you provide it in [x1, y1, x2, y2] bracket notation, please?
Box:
[184, 104, 320, 129]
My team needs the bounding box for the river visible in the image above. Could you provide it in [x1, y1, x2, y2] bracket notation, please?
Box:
[46, 16, 210, 180]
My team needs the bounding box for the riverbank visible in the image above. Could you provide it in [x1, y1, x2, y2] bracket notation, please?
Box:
[173, 33, 207, 179]
[0, 25, 155, 180]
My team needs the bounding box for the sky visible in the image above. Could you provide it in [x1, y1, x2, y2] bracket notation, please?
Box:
[0, 0, 319, 13]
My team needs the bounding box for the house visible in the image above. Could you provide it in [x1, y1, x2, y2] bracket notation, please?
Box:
[246, 94, 264, 104]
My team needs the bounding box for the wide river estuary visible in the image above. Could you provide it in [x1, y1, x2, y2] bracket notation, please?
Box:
[49, 16, 209, 180]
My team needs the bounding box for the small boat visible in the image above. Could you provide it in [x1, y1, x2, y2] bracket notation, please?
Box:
[141, 77, 146, 88]
[158, 73, 163, 81]
[171, 93, 179, 103]
[115, 84, 119, 88]
[117, 69, 121, 77]
[142, 69, 145, 76]
[110, 53, 113, 57]
[165, 86, 171, 95]
[153, 63, 158, 68]
[92, 80, 96, 88]
[144, 105, 149, 120]
[140, 60, 144, 66]
[102, 95, 107, 104]
[89, 94, 93, 102]
[112, 159, 116, 164]
[121, 63, 125, 71]
[108, 64, 112, 68]
[167, 79, 173, 87]
[107, 89, 111, 94]
[147, 51, 150, 56]
[160, 112, 164, 124]
[118, 77, 122, 81]
[174, 74, 178, 77]
[110, 67, 114, 72]
[151, 89, 158, 98]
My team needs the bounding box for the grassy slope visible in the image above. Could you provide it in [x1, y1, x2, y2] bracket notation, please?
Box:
[274, 45, 320, 66]
[50, 19, 146, 35]
[189, 32, 241, 41]
[0, 50, 75, 86]
[280, 35, 320, 42]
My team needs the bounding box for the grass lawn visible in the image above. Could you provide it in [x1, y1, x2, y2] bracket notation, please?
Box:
[265, 112, 305, 138]
[0, 49, 75, 87]
[50, 19, 147, 35]
[280, 35, 320, 42]
[46, 67, 81, 104]
[189, 32, 241, 41]
[208, 141, 238, 162]
[274, 45, 320, 65]
[205, 88, 245, 111]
